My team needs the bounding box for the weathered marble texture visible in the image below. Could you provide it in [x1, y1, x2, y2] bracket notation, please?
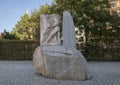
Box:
[33, 46, 89, 80]
[40, 14, 61, 46]
[33, 11, 89, 80]
[62, 11, 76, 48]
[33, 46, 48, 76]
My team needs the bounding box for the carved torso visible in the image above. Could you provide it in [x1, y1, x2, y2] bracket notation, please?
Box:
[40, 14, 61, 46]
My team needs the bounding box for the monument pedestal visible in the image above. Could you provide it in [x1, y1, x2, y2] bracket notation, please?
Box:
[33, 46, 89, 80]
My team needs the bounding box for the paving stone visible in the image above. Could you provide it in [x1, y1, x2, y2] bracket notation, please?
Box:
[0, 61, 120, 85]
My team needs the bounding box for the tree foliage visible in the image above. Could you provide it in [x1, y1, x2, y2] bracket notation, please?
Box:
[52, 0, 120, 58]
[12, 4, 51, 40]
[3, 0, 120, 60]
[12, 13, 31, 40]
[2, 29, 17, 40]
[52, 0, 119, 41]
[11, 0, 120, 44]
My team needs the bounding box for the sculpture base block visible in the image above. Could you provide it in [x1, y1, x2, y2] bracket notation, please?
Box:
[33, 46, 89, 80]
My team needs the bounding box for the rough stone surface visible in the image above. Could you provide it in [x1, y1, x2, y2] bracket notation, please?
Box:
[62, 11, 76, 48]
[33, 46, 48, 76]
[33, 11, 89, 80]
[0, 61, 120, 85]
[44, 54, 88, 80]
[40, 14, 61, 46]
[33, 46, 89, 80]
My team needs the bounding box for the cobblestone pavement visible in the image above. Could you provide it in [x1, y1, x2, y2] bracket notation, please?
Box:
[0, 61, 120, 85]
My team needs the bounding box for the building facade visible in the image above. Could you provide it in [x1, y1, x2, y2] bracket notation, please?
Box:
[0, 32, 2, 38]
[109, 0, 120, 16]
[75, 27, 85, 50]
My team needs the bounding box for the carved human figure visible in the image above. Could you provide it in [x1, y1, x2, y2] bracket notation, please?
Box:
[40, 14, 61, 45]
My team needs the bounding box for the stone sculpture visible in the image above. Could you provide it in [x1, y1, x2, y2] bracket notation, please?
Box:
[40, 14, 61, 46]
[62, 11, 76, 48]
[33, 11, 89, 80]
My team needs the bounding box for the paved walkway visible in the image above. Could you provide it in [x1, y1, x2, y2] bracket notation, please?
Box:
[0, 61, 120, 85]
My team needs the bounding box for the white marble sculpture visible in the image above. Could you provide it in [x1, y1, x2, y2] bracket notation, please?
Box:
[33, 11, 89, 80]
[62, 11, 76, 48]
[40, 14, 61, 46]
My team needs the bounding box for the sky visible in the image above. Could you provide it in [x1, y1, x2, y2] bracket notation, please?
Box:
[0, 0, 52, 32]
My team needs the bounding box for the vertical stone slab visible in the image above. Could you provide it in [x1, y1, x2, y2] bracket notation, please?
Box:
[62, 11, 76, 48]
[40, 14, 61, 46]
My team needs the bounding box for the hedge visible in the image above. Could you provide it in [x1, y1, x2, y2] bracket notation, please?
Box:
[0, 40, 120, 61]
[84, 43, 120, 61]
[0, 40, 39, 60]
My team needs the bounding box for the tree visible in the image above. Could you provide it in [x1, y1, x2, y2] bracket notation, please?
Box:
[12, 13, 31, 40]
[53, 0, 110, 41]
[30, 4, 52, 40]
[12, 4, 52, 40]
[52, 0, 120, 59]
[2, 29, 17, 40]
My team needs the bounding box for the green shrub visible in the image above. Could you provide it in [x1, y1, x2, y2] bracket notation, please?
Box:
[0, 40, 120, 61]
[84, 43, 120, 61]
[0, 40, 39, 60]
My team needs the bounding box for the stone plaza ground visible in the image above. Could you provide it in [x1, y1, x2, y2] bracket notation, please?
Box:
[0, 61, 120, 85]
